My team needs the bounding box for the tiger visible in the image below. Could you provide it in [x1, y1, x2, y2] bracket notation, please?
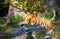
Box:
[19, 12, 56, 39]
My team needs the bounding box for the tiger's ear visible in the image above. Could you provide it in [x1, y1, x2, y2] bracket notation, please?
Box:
[26, 12, 31, 15]
[24, 8, 30, 13]
[33, 11, 37, 16]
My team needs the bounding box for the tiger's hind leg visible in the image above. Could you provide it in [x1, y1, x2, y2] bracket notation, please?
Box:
[44, 29, 56, 39]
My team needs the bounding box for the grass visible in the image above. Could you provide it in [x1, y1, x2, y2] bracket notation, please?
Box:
[0, 16, 23, 33]
[54, 25, 60, 39]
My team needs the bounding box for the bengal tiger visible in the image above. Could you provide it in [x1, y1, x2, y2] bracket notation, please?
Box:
[19, 12, 56, 39]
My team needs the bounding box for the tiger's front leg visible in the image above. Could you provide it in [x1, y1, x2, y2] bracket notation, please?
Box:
[18, 20, 29, 26]
[32, 31, 39, 39]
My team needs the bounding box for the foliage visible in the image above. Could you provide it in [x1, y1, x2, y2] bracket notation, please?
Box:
[9, 0, 45, 13]
[55, 0, 60, 6]
[26, 0, 45, 13]
[0, 0, 9, 4]
[43, 11, 53, 18]
[0, 0, 60, 39]
[0, 17, 7, 27]
[0, 15, 23, 27]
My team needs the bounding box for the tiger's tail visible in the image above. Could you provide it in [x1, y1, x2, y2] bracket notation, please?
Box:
[51, 10, 56, 21]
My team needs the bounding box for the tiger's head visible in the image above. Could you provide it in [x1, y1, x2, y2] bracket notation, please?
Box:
[23, 12, 32, 20]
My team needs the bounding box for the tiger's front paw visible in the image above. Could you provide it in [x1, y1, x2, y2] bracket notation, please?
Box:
[44, 35, 50, 39]
[18, 22, 24, 26]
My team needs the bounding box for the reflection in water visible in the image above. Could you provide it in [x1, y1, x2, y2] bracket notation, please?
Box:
[0, 24, 47, 39]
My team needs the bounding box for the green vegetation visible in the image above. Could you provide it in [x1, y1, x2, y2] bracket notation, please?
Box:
[0, 0, 60, 39]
